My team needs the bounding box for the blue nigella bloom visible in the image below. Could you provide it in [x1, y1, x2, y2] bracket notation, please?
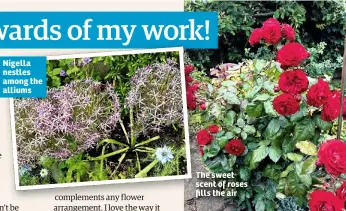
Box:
[155, 146, 174, 164]
[60, 69, 66, 77]
[19, 164, 32, 176]
[81, 57, 92, 66]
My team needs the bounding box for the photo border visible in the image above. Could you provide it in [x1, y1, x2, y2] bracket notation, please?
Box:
[10, 47, 192, 191]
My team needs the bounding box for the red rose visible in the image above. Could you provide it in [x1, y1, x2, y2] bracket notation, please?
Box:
[185, 76, 193, 84]
[225, 139, 246, 156]
[249, 28, 262, 46]
[185, 65, 194, 75]
[196, 129, 213, 145]
[336, 181, 346, 202]
[276, 42, 310, 69]
[307, 79, 331, 107]
[278, 69, 308, 94]
[309, 190, 344, 211]
[208, 125, 220, 134]
[318, 139, 346, 176]
[186, 90, 197, 110]
[330, 90, 341, 100]
[273, 93, 300, 116]
[343, 97, 346, 120]
[281, 24, 296, 41]
[321, 97, 340, 121]
[261, 18, 282, 44]
[199, 103, 206, 110]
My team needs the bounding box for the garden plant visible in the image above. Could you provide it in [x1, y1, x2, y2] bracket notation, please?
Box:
[186, 17, 346, 211]
[15, 51, 188, 186]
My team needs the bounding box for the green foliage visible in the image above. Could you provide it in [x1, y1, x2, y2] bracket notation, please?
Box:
[185, 1, 345, 78]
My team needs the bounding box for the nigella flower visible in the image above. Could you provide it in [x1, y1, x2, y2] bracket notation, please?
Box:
[60, 69, 66, 77]
[155, 146, 174, 164]
[19, 164, 32, 176]
[81, 57, 92, 66]
[40, 169, 48, 178]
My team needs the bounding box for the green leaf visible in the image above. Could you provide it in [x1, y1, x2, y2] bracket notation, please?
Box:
[224, 111, 236, 126]
[231, 127, 242, 134]
[286, 172, 308, 196]
[253, 94, 270, 102]
[240, 168, 251, 181]
[269, 147, 282, 163]
[252, 146, 269, 163]
[67, 67, 80, 75]
[243, 125, 256, 135]
[255, 200, 266, 211]
[224, 93, 241, 105]
[314, 114, 333, 131]
[52, 68, 62, 76]
[237, 118, 246, 128]
[221, 80, 237, 87]
[264, 100, 278, 117]
[211, 104, 225, 119]
[246, 102, 263, 117]
[287, 153, 304, 162]
[282, 136, 296, 154]
[296, 141, 317, 156]
[204, 154, 230, 173]
[205, 141, 221, 158]
[245, 85, 261, 99]
[217, 136, 229, 149]
[255, 59, 267, 72]
[263, 164, 282, 182]
[264, 119, 281, 139]
[290, 103, 307, 122]
[293, 118, 315, 142]
[241, 131, 248, 140]
[280, 164, 294, 178]
[301, 156, 317, 175]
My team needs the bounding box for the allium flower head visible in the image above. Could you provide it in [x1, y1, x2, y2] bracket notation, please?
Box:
[155, 146, 174, 164]
[40, 169, 48, 178]
[14, 80, 120, 165]
[81, 57, 92, 66]
[125, 62, 183, 137]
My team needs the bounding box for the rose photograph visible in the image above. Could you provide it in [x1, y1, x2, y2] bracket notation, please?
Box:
[183, 1, 346, 211]
[11, 48, 191, 190]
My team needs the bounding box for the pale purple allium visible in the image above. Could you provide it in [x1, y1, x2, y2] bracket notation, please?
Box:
[60, 70, 66, 77]
[81, 57, 92, 66]
[14, 80, 120, 165]
[125, 63, 183, 137]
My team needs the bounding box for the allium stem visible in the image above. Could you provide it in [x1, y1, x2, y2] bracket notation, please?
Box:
[119, 120, 130, 144]
[135, 136, 160, 147]
[135, 159, 159, 178]
[110, 152, 127, 178]
[130, 106, 136, 147]
[136, 151, 141, 172]
[91, 147, 129, 160]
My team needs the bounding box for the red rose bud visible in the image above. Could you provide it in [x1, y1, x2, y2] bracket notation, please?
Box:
[273, 93, 300, 116]
[281, 24, 296, 41]
[308, 190, 344, 211]
[199, 103, 206, 110]
[273, 86, 280, 92]
[261, 18, 282, 45]
[249, 28, 263, 46]
[196, 129, 213, 145]
[276, 42, 310, 69]
[208, 125, 220, 134]
[318, 139, 346, 176]
[199, 146, 204, 156]
[336, 181, 346, 201]
[278, 69, 308, 94]
[225, 139, 246, 156]
[307, 79, 331, 107]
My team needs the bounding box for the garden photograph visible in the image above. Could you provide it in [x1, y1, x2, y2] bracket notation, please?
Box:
[183, 1, 346, 211]
[11, 48, 191, 189]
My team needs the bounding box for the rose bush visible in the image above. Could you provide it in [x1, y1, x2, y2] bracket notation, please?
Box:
[187, 18, 346, 211]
